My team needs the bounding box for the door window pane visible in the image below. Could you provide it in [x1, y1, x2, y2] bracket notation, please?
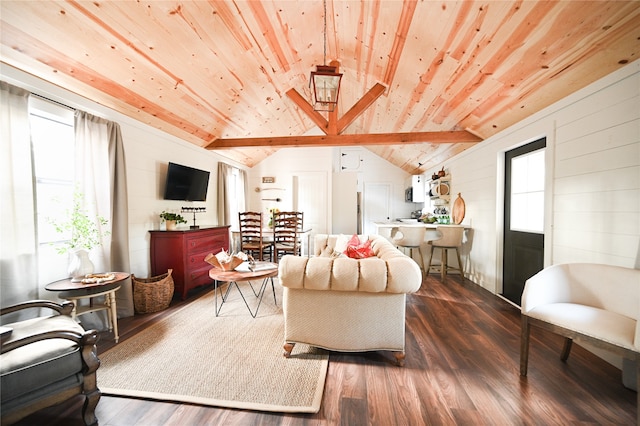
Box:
[510, 149, 544, 233]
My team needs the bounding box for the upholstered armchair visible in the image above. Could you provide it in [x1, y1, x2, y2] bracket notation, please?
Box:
[520, 263, 640, 423]
[1, 300, 101, 426]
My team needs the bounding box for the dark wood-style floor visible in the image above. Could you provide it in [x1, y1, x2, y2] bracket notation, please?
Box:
[15, 274, 636, 425]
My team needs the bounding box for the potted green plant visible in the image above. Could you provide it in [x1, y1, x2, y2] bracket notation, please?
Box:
[50, 190, 110, 278]
[160, 211, 187, 230]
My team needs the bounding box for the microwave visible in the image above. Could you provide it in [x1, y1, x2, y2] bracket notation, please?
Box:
[405, 187, 414, 202]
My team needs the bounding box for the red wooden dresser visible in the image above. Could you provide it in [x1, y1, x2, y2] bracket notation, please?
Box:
[150, 226, 230, 299]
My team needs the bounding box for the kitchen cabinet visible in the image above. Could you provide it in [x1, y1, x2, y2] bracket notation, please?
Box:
[149, 226, 230, 299]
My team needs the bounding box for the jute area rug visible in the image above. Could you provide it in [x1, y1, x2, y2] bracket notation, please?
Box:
[97, 281, 328, 413]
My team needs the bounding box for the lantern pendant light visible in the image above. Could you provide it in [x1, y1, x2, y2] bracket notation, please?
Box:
[310, 0, 342, 112]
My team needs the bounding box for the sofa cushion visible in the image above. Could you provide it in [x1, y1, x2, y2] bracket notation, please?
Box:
[315, 234, 369, 257]
[528, 303, 636, 351]
[279, 234, 422, 294]
[1, 315, 85, 402]
[333, 234, 351, 253]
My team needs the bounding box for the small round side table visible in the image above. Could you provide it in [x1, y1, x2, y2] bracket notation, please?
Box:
[45, 272, 130, 343]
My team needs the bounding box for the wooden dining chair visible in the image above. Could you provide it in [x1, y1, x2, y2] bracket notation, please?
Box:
[277, 211, 304, 252]
[238, 212, 271, 261]
[292, 211, 304, 231]
[272, 211, 301, 262]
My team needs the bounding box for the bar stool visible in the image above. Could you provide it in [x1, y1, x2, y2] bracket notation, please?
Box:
[391, 226, 426, 272]
[426, 225, 465, 280]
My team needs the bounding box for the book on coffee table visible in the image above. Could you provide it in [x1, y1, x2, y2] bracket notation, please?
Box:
[234, 261, 278, 273]
[248, 261, 278, 272]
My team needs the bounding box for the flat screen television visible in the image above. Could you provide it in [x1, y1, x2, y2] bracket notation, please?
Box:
[163, 162, 210, 201]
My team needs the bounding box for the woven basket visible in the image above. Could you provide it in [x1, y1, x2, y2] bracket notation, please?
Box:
[132, 269, 174, 314]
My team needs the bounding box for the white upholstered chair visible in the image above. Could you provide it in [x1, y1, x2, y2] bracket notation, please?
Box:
[520, 263, 640, 419]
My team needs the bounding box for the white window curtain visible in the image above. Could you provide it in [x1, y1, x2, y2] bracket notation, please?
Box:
[74, 111, 133, 319]
[217, 162, 247, 230]
[0, 83, 132, 324]
[0, 82, 38, 309]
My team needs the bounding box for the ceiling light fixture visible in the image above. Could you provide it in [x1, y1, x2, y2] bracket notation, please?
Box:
[310, 0, 342, 112]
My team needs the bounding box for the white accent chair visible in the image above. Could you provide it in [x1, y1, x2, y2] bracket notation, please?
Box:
[520, 263, 640, 423]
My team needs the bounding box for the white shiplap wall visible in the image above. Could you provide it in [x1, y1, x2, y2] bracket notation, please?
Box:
[553, 76, 639, 266]
[424, 60, 639, 295]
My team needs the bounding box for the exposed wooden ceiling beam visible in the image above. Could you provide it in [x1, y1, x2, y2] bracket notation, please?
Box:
[286, 62, 386, 137]
[205, 131, 482, 149]
[285, 88, 328, 133]
[337, 83, 386, 133]
[327, 60, 340, 135]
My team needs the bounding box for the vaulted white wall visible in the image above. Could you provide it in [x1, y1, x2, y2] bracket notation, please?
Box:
[247, 145, 413, 235]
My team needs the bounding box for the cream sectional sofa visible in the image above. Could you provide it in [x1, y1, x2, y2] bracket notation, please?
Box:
[520, 263, 639, 422]
[278, 234, 422, 365]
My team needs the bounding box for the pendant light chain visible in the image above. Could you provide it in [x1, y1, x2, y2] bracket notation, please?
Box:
[323, 0, 327, 66]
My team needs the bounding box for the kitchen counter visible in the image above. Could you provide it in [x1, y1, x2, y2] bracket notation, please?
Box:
[373, 221, 469, 240]
[375, 221, 441, 229]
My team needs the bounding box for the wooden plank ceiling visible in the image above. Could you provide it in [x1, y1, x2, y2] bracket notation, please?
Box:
[1, 1, 638, 174]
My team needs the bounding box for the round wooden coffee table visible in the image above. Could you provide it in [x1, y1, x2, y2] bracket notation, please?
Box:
[209, 264, 278, 318]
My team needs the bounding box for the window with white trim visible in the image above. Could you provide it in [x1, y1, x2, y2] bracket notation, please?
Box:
[29, 97, 75, 278]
